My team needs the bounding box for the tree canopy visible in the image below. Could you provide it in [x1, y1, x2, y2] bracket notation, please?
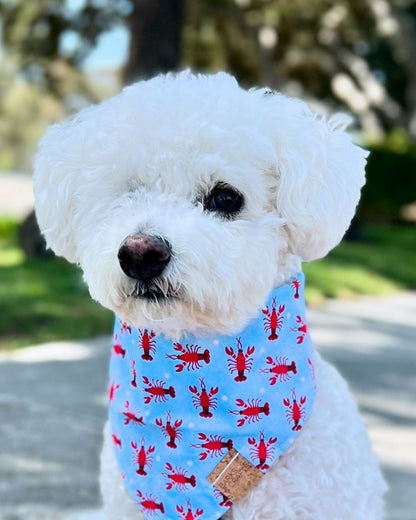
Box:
[1, 0, 416, 170]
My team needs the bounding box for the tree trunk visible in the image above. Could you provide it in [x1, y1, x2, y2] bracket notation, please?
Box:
[123, 0, 184, 84]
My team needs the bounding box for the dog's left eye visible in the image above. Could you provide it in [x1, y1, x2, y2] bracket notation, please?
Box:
[204, 184, 244, 217]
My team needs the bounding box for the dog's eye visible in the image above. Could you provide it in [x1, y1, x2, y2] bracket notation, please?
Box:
[204, 184, 244, 216]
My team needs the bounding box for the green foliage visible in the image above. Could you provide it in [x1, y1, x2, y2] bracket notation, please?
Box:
[182, 0, 411, 110]
[0, 0, 129, 96]
[0, 77, 64, 170]
[2, 0, 416, 170]
[360, 130, 416, 221]
[0, 217, 112, 349]
[304, 225, 416, 305]
[0, 215, 19, 240]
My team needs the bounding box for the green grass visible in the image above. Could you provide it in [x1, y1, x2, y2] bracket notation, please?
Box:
[0, 217, 415, 349]
[0, 217, 112, 349]
[304, 225, 416, 305]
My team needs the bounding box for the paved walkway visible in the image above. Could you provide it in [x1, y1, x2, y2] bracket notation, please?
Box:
[0, 294, 415, 519]
[0, 172, 33, 218]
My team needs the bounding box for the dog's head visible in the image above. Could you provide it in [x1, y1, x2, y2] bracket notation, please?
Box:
[33, 72, 366, 336]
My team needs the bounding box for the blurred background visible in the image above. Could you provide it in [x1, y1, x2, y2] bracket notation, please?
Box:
[0, 0, 415, 348]
[0, 1, 415, 519]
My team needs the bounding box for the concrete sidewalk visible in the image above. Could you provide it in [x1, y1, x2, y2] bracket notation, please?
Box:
[0, 294, 415, 520]
[0, 172, 33, 218]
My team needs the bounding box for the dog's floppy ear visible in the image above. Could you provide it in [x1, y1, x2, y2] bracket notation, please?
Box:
[272, 109, 367, 262]
[33, 120, 81, 263]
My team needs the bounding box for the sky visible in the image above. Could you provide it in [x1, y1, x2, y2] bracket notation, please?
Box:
[81, 26, 129, 70]
[64, 0, 129, 71]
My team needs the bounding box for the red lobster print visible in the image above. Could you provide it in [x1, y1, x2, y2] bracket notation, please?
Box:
[283, 390, 307, 431]
[113, 334, 126, 358]
[155, 411, 183, 449]
[189, 378, 218, 418]
[191, 433, 233, 460]
[248, 431, 277, 470]
[260, 356, 297, 385]
[166, 343, 210, 372]
[229, 398, 270, 427]
[290, 315, 308, 344]
[162, 462, 196, 490]
[136, 490, 164, 516]
[138, 329, 156, 360]
[262, 298, 285, 340]
[112, 433, 122, 449]
[143, 376, 175, 404]
[109, 382, 120, 401]
[225, 337, 255, 382]
[123, 400, 144, 426]
[214, 489, 233, 508]
[176, 501, 203, 520]
[291, 279, 301, 299]
[131, 360, 137, 388]
[120, 321, 132, 335]
[131, 437, 155, 475]
[308, 357, 316, 381]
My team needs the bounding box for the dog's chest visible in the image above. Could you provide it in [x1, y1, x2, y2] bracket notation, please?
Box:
[108, 273, 316, 520]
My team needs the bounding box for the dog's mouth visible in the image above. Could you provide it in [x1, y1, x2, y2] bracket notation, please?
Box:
[128, 280, 183, 303]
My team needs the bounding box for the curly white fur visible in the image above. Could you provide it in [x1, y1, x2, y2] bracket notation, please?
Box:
[33, 71, 386, 519]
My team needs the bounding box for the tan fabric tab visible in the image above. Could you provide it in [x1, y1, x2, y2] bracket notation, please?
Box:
[206, 448, 263, 502]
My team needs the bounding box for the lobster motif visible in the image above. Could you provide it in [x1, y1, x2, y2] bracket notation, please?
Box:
[176, 501, 203, 520]
[248, 431, 277, 470]
[138, 329, 156, 360]
[109, 382, 119, 401]
[113, 334, 126, 358]
[142, 376, 175, 404]
[189, 378, 218, 417]
[131, 437, 155, 475]
[123, 400, 144, 426]
[112, 433, 122, 449]
[162, 462, 196, 490]
[291, 279, 301, 299]
[290, 315, 308, 344]
[260, 356, 297, 384]
[120, 321, 132, 335]
[214, 489, 233, 508]
[191, 432, 233, 460]
[262, 299, 285, 340]
[136, 490, 164, 516]
[283, 390, 307, 431]
[166, 343, 210, 372]
[131, 360, 137, 388]
[155, 411, 183, 449]
[225, 337, 255, 382]
[229, 398, 270, 427]
[308, 357, 316, 381]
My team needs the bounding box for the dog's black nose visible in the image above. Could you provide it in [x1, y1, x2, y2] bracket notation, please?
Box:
[118, 234, 171, 281]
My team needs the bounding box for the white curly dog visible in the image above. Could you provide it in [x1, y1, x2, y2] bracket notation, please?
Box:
[33, 72, 386, 520]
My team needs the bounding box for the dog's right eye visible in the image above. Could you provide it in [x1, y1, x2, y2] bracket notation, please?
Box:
[203, 184, 244, 217]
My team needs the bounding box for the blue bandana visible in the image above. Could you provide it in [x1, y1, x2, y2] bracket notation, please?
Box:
[108, 272, 316, 520]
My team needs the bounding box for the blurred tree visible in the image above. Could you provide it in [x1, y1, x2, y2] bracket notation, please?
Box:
[0, 56, 63, 170]
[1, 0, 416, 161]
[183, 0, 416, 140]
[124, 0, 184, 83]
[0, 0, 184, 256]
[0, 0, 130, 100]
[2, 0, 416, 140]
[0, 0, 183, 97]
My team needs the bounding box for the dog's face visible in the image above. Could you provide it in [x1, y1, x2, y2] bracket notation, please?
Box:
[34, 72, 367, 337]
